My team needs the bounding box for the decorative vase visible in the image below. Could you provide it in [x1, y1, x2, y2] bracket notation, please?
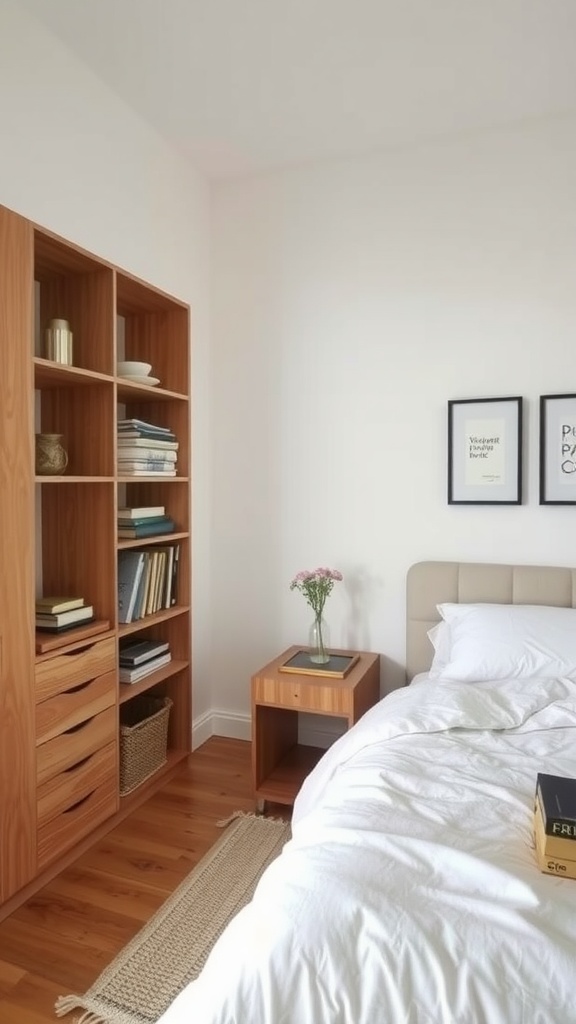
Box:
[43, 318, 73, 365]
[309, 614, 330, 664]
[35, 433, 68, 475]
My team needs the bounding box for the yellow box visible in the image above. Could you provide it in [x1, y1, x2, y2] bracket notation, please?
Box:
[534, 809, 576, 880]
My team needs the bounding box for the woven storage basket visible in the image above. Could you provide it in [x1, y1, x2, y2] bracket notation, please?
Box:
[120, 695, 173, 795]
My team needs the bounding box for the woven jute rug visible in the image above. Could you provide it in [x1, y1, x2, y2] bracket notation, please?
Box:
[55, 811, 291, 1024]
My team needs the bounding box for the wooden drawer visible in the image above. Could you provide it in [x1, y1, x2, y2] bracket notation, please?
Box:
[35, 636, 116, 704]
[37, 773, 118, 871]
[37, 741, 117, 829]
[252, 676, 350, 715]
[36, 670, 116, 746]
[37, 705, 116, 786]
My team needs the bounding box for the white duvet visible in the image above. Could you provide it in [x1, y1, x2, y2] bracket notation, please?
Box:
[158, 676, 576, 1024]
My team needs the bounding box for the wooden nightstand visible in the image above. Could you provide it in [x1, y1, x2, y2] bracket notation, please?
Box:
[251, 645, 380, 813]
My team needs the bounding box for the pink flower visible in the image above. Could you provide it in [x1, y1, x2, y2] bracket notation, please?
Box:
[290, 566, 344, 617]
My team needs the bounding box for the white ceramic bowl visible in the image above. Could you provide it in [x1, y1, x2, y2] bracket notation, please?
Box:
[117, 361, 152, 377]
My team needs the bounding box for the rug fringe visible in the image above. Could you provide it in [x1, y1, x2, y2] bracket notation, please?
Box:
[216, 809, 246, 827]
[217, 809, 290, 828]
[54, 994, 129, 1023]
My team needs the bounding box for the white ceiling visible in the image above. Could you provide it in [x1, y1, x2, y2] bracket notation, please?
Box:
[20, 0, 576, 179]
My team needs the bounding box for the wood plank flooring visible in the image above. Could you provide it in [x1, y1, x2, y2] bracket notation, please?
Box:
[0, 737, 287, 1024]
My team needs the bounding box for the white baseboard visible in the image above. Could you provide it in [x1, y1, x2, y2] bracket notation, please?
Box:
[191, 709, 214, 750]
[192, 709, 345, 752]
[192, 708, 251, 750]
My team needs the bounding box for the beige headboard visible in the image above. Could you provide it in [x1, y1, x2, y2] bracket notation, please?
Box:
[406, 561, 576, 681]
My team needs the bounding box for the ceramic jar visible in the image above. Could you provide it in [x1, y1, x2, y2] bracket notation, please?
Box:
[35, 433, 68, 475]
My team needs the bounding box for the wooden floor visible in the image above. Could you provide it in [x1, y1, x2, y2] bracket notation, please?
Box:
[0, 737, 287, 1024]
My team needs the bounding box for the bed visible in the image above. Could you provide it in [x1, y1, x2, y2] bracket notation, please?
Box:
[158, 561, 576, 1024]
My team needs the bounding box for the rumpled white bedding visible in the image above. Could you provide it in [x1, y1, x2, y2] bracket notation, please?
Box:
[157, 676, 576, 1024]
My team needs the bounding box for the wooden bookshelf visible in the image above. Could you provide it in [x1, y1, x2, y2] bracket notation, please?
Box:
[0, 201, 191, 917]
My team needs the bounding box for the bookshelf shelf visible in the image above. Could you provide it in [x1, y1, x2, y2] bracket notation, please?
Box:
[118, 659, 189, 704]
[34, 358, 114, 389]
[36, 476, 116, 483]
[0, 201, 191, 919]
[118, 605, 190, 637]
[116, 381, 188, 402]
[117, 531, 189, 550]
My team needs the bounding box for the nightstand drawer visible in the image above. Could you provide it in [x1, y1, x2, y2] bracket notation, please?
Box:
[35, 636, 116, 703]
[37, 772, 118, 870]
[252, 676, 351, 715]
[36, 670, 116, 745]
[37, 741, 117, 829]
[36, 705, 117, 786]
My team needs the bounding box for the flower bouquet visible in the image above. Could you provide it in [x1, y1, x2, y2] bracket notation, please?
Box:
[290, 567, 343, 663]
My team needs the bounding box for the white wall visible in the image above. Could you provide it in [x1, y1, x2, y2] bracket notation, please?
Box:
[4, 1, 576, 745]
[210, 114, 576, 735]
[0, 2, 213, 737]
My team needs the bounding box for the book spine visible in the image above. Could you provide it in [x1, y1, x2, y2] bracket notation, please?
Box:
[117, 459, 176, 469]
[117, 439, 179, 450]
[117, 508, 165, 519]
[119, 645, 169, 666]
[117, 419, 173, 433]
[116, 449, 177, 461]
[118, 521, 175, 538]
[170, 544, 180, 605]
[117, 431, 177, 442]
[117, 516, 171, 527]
[118, 552, 145, 623]
[117, 469, 177, 476]
[35, 606, 94, 626]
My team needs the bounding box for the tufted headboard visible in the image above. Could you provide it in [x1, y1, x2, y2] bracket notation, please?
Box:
[406, 561, 576, 681]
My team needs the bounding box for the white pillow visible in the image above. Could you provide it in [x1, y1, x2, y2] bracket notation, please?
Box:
[430, 602, 576, 683]
[427, 621, 452, 676]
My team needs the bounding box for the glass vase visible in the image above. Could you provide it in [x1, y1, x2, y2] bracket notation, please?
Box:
[309, 614, 330, 664]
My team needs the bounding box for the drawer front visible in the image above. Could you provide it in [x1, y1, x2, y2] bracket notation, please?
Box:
[35, 636, 116, 704]
[37, 741, 117, 829]
[36, 670, 116, 746]
[252, 676, 350, 715]
[37, 705, 117, 786]
[37, 773, 118, 871]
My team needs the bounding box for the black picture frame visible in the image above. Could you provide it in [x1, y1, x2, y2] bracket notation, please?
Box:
[448, 396, 523, 505]
[539, 393, 576, 505]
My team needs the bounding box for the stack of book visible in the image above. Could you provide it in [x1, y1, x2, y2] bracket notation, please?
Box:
[117, 418, 178, 477]
[118, 638, 172, 684]
[534, 772, 576, 879]
[117, 544, 180, 623]
[117, 505, 176, 539]
[35, 595, 94, 632]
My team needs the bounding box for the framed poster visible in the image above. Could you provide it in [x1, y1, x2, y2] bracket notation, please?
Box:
[447, 396, 523, 505]
[540, 393, 576, 504]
